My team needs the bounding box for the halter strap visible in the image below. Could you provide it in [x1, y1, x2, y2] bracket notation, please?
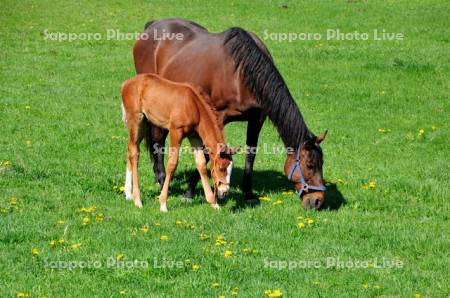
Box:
[287, 150, 327, 197]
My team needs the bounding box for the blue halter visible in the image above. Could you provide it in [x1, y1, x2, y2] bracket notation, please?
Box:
[287, 148, 327, 197]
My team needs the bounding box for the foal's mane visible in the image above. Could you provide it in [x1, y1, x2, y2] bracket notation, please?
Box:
[224, 27, 314, 150]
[188, 85, 225, 145]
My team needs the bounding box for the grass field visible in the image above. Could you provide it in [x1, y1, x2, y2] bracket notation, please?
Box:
[1, 0, 449, 297]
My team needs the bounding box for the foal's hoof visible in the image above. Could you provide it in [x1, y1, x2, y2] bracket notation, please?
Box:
[134, 199, 143, 208]
[160, 204, 168, 213]
[211, 203, 220, 210]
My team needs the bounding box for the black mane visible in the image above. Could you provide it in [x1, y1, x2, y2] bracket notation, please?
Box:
[224, 27, 314, 150]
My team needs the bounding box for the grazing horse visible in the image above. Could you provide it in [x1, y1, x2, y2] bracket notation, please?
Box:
[133, 18, 328, 209]
[121, 73, 238, 212]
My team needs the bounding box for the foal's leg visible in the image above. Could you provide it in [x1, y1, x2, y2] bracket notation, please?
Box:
[184, 152, 209, 199]
[159, 128, 183, 212]
[126, 116, 145, 208]
[189, 137, 218, 209]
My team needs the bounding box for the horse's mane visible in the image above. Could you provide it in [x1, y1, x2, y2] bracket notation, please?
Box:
[224, 27, 313, 150]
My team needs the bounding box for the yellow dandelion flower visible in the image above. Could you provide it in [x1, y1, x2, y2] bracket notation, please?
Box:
[259, 196, 272, 202]
[16, 293, 31, 297]
[199, 233, 210, 240]
[282, 191, 294, 196]
[223, 250, 233, 258]
[368, 181, 377, 189]
[192, 264, 200, 271]
[243, 247, 251, 254]
[10, 197, 17, 205]
[160, 235, 169, 241]
[218, 296, 225, 298]
[95, 213, 104, 222]
[71, 243, 81, 249]
[82, 217, 90, 225]
[265, 289, 283, 298]
[211, 282, 220, 288]
[414, 294, 421, 298]
[297, 222, 305, 229]
[58, 239, 65, 245]
[111, 135, 120, 139]
[79, 206, 96, 213]
[32, 247, 39, 256]
[116, 254, 125, 260]
[119, 186, 125, 192]
[50, 240, 57, 248]
[307, 218, 314, 225]
[112, 185, 118, 190]
[272, 199, 283, 206]
[26, 140, 32, 145]
[139, 225, 149, 233]
[57, 220, 65, 224]
[154, 222, 161, 226]
[373, 284, 380, 289]
[418, 128, 425, 136]
[378, 128, 387, 133]
[215, 235, 226, 246]
[362, 283, 369, 289]
[119, 290, 126, 295]
[176, 220, 183, 225]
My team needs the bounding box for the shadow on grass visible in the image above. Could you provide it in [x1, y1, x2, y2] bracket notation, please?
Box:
[169, 168, 346, 212]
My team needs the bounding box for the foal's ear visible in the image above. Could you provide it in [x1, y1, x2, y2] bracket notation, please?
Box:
[316, 130, 328, 144]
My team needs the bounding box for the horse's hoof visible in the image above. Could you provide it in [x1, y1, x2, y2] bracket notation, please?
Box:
[160, 204, 168, 213]
[180, 197, 193, 203]
[134, 200, 143, 208]
[125, 193, 133, 201]
[184, 189, 195, 199]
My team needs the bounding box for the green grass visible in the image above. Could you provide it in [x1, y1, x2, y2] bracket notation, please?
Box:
[1, 0, 449, 297]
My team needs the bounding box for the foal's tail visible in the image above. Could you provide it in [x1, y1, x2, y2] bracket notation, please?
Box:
[120, 79, 135, 127]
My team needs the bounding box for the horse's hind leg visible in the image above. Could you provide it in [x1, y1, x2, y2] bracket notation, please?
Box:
[159, 128, 183, 212]
[126, 115, 145, 208]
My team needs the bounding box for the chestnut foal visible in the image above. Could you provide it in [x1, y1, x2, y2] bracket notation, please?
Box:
[121, 74, 238, 212]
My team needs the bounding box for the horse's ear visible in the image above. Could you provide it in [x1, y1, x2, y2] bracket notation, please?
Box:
[316, 130, 328, 144]
[219, 145, 240, 157]
[227, 146, 241, 155]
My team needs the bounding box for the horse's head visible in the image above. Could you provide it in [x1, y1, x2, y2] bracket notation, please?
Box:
[210, 145, 240, 199]
[284, 130, 327, 210]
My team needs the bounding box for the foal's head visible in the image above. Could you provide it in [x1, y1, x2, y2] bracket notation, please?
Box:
[210, 145, 240, 199]
[284, 131, 327, 210]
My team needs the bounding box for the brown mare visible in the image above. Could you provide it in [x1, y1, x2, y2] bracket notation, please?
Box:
[121, 73, 238, 211]
[133, 18, 328, 209]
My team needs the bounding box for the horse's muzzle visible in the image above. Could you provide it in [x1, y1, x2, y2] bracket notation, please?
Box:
[302, 193, 325, 210]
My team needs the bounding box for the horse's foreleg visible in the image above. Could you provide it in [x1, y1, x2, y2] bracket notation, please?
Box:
[243, 111, 266, 201]
[184, 152, 209, 199]
[145, 124, 167, 189]
[159, 129, 182, 212]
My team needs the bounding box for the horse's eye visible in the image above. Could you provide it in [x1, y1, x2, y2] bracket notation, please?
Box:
[306, 164, 314, 170]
